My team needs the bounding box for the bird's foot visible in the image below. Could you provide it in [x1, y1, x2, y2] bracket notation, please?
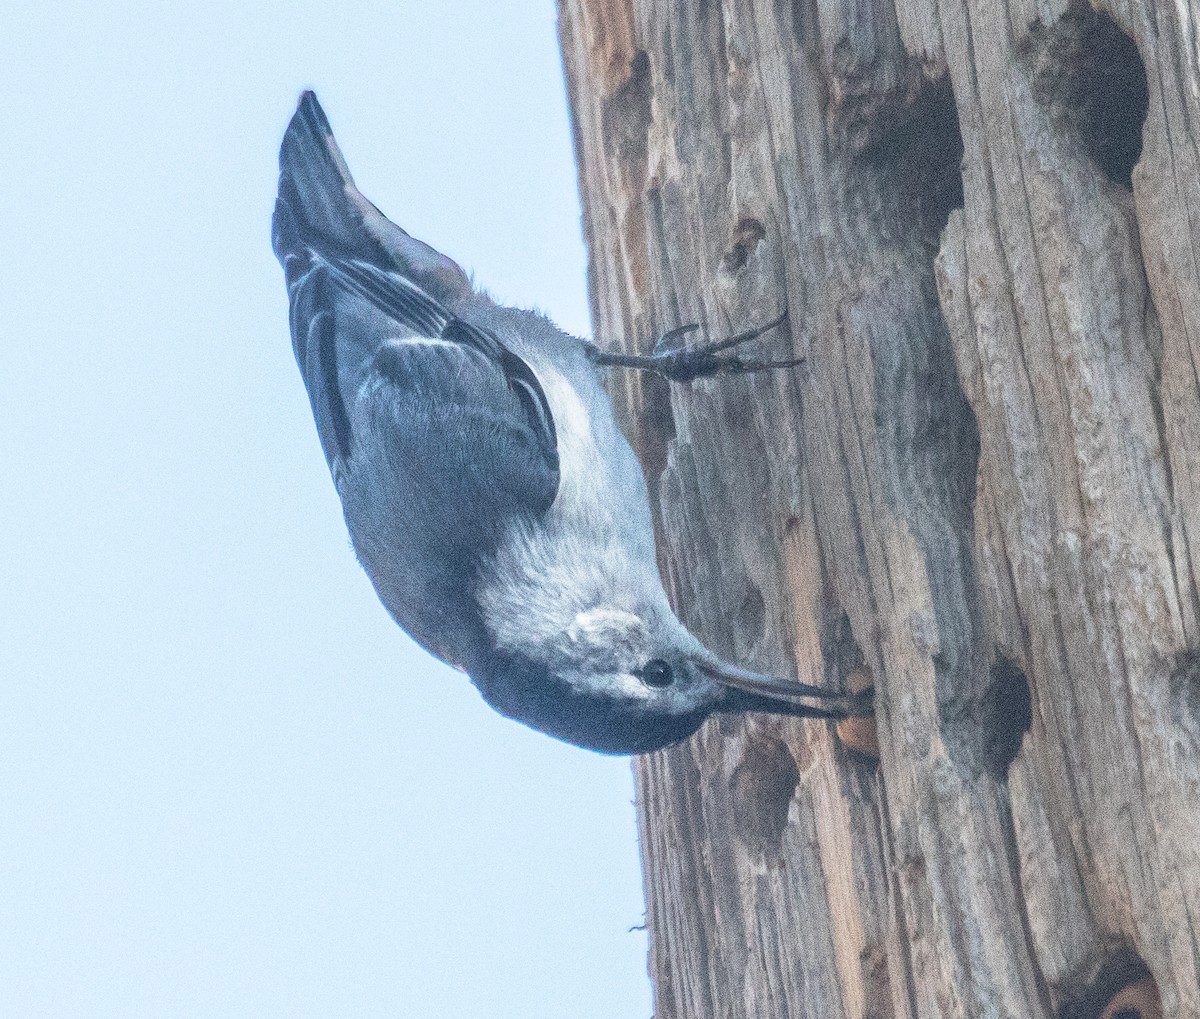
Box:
[593, 310, 802, 383]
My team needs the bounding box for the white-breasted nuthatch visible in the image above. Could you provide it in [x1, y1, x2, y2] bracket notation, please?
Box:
[273, 92, 871, 754]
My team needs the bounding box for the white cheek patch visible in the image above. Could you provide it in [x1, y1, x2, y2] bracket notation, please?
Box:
[568, 608, 648, 651]
[582, 670, 713, 716]
[591, 672, 651, 701]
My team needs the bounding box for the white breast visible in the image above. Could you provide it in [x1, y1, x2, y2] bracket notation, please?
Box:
[532, 362, 602, 510]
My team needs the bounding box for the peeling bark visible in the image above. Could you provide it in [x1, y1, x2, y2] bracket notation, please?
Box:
[558, 0, 1200, 1015]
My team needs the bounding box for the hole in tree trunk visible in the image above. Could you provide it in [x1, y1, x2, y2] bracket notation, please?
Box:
[857, 72, 965, 240]
[820, 611, 866, 688]
[1058, 951, 1161, 1019]
[981, 655, 1033, 778]
[1169, 648, 1200, 723]
[1019, 5, 1149, 189]
[601, 49, 653, 167]
[730, 734, 801, 861]
[721, 217, 766, 274]
[736, 581, 766, 647]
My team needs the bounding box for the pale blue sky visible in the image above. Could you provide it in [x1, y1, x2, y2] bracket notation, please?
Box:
[0, 2, 651, 1015]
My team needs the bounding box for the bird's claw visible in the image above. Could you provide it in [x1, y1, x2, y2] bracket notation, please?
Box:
[594, 310, 802, 383]
[651, 322, 702, 356]
[644, 350, 806, 384]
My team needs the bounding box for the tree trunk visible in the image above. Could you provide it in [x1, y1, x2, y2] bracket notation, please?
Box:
[556, 1, 1200, 1016]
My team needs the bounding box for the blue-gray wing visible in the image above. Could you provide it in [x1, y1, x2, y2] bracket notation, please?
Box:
[271, 91, 560, 520]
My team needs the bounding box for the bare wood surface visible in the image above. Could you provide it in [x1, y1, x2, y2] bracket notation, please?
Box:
[557, 0, 1200, 1015]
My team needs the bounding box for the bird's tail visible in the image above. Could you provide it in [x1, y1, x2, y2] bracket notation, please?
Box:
[272, 92, 375, 281]
[272, 90, 473, 307]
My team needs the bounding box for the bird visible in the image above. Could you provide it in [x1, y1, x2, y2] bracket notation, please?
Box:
[272, 91, 872, 754]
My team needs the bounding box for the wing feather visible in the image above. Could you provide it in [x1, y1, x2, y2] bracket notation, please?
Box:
[272, 90, 560, 515]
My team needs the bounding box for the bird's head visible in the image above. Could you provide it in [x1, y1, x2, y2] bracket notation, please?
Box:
[475, 605, 870, 754]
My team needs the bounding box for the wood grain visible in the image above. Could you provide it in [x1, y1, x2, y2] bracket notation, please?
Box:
[558, 0, 1200, 1015]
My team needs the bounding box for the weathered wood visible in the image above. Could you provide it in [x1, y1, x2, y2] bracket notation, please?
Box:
[557, 0, 1200, 1016]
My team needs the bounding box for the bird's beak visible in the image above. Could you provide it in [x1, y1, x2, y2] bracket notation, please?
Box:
[692, 657, 873, 719]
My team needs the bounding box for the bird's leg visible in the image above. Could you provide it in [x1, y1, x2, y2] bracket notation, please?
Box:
[591, 311, 802, 383]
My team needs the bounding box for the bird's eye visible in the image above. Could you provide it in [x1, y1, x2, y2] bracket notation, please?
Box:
[640, 659, 674, 688]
